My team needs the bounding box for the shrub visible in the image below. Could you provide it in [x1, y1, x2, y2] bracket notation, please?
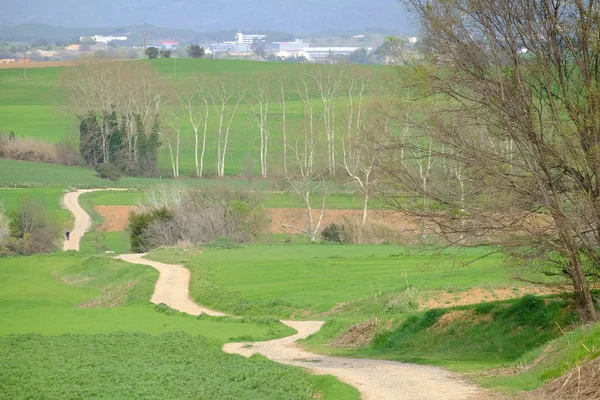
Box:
[322, 218, 403, 245]
[1, 199, 59, 255]
[129, 207, 174, 253]
[95, 163, 121, 182]
[0, 133, 82, 166]
[322, 223, 344, 243]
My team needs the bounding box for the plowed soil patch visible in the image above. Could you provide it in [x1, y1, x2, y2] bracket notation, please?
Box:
[420, 287, 560, 310]
[269, 208, 419, 234]
[95, 205, 136, 232]
[94, 206, 419, 234]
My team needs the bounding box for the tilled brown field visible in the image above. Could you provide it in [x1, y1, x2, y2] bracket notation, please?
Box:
[94, 205, 420, 234]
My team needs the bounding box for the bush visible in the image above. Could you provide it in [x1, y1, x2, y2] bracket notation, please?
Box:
[0, 133, 82, 166]
[0, 198, 59, 256]
[129, 207, 174, 253]
[95, 163, 121, 182]
[322, 223, 344, 243]
[129, 186, 268, 252]
[322, 218, 403, 245]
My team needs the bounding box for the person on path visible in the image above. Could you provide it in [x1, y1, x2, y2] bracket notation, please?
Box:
[65, 231, 70, 241]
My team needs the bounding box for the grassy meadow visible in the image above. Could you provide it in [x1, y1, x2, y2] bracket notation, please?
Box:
[0, 253, 358, 399]
[147, 245, 600, 394]
[2, 58, 599, 399]
[149, 245, 520, 318]
[0, 59, 388, 178]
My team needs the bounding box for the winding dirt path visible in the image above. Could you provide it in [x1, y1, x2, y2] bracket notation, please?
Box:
[116, 253, 226, 317]
[62, 189, 486, 400]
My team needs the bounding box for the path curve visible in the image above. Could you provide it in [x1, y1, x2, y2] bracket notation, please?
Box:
[62, 189, 485, 400]
[116, 253, 226, 317]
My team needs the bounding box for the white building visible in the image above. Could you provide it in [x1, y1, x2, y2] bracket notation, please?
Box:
[235, 32, 266, 44]
[79, 35, 128, 44]
[306, 47, 371, 59]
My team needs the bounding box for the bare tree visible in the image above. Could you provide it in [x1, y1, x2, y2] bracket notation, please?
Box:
[0, 204, 9, 242]
[211, 80, 246, 178]
[391, 0, 600, 321]
[341, 77, 384, 225]
[139, 183, 186, 210]
[277, 75, 289, 175]
[312, 66, 344, 176]
[161, 109, 182, 178]
[247, 74, 271, 178]
[180, 79, 210, 177]
[279, 82, 329, 241]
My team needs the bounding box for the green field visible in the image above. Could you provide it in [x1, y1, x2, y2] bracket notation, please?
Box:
[0, 253, 358, 399]
[0, 59, 387, 178]
[149, 245, 519, 317]
[147, 245, 600, 394]
[0, 187, 70, 225]
[0, 158, 272, 189]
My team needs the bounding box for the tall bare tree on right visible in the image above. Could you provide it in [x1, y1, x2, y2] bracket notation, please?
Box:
[389, 0, 600, 322]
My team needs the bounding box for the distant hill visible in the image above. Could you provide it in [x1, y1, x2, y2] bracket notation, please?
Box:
[1, 0, 415, 35]
[0, 24, 295, 45]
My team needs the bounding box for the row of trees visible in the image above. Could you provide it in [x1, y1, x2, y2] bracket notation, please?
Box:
[145, 45, 205, 59]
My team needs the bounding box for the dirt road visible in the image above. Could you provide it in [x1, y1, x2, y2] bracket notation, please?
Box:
[62, 189, 487, 400]
[116, 253, 226, 316]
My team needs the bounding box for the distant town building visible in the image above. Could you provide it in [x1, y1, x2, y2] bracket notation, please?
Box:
[160, 41, 179, 50]
[266, 41, 308, 52]
[0, 59, 17, 64]
[79, 35, 128, 44]
[305, 47, 371, 59]
[235, 32, 266, 44]
[148, 41, 180, 50]
[65, 44, 81, 51]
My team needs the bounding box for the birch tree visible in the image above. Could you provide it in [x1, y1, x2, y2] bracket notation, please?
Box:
[247, 75, 271, 178]
[341, 77, 381, 224]
[211, 80, 246, 178]
[277, 75, 289, 175]
[312, 66, 344, 176]
[180, 79, 210, 177]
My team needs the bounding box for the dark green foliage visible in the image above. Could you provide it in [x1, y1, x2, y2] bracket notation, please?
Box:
[371, 295, 579, 365]
[321, 223, 344, 243]
[187, 44, 205, 58]
[129, 207, 174, 253]
[145, 46, 159, 59]
[1, 198, 58, 255]
[78, 110, 160, 177]
[95, 163, 121, 182]
[136, 114, 160, 177]
[0, 332, 326, 400]
[160, 49, 172, 58]
[79, 113, 102, 166]
[494, 295, 573, 329]
[373, 309, 446, 349]
[349, 48, 370, 64]
[106, 108, 122, 162]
